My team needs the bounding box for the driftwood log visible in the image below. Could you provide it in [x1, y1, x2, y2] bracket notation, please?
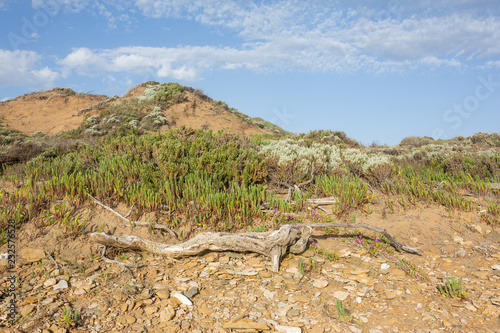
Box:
[90, 222, 422, 272]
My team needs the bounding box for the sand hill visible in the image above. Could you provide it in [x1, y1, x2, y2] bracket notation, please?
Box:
[0, 82, 287, 138]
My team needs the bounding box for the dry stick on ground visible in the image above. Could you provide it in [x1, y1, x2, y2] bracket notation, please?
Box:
[90, 222, 422, 272]
[87, 194, 179, 239]
[45, 250, 60, 270]
[97, 245, 139, 277]
[306, 197, 337, 205]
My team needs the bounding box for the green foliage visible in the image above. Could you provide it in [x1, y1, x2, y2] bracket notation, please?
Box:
[58, 307, 79, 328]
[335, 300, 352, 321]
[299, 129, 360, 147]
[154, 82, 185, 104]
[396, 258, 429, 281]
[1, 128, 269, 232]
[316, 174, 372, 217]
[438, 276, 468, 299]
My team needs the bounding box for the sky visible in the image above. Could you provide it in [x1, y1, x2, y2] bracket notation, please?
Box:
[0, 0, 499, 145]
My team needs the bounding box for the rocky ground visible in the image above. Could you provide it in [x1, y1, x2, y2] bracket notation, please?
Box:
[1, 207, 500, 333]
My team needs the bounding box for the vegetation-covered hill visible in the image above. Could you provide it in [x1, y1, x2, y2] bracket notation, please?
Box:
[1, 82, 500, 332]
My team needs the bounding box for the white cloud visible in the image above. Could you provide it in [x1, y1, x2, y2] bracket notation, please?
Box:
[130, 1, 500, 71]
[0, 0, 12, 10]
[485, 60, 500, 68]
[32, 0, 132, 27]
[0, 50, 60, 88]
[23, 1, 500, 82]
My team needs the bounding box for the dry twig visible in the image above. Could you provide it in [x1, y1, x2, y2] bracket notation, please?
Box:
[87, 194, 178, 239]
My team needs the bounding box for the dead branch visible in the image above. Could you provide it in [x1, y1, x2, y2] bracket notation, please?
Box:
[98, 245, 138, 276]
[306, 197, 337, 205]
[288, 222, 422, 255]
[87, 194, 178, 239]
[268, 165, 316, 204]
[45, 250, 60, 270]
[316, 206, 328, 213]
[91, 224, 311, 272]
[90, 221, 421, 272]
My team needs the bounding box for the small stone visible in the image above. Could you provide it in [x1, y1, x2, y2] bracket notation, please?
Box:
[199, 307, 213, 314]
[275, 324, 302, 333]
[259, 271, 272, 278]
[491, 264, 500, 270]
[136, 289, 152, 300]
[123, 314, 136, 324]
[181, 320, 191, 330]
[41, 297, 54, 305]
[74, 289, 86, 295]
[472, 271, 490, 280]
[21, 304, 36, 317]
[228, 252, 243, 259]
[160, 306, 176, 322]
[313, 278, 329, 288]
[442, 319, 453, 327]
[19, 248, 45, 262]
[72, 279, 94, 291]
[382, 291, 396, 300]
[219, 255, 230, 264]
[373, 283, 386, 293]
[172, 292, 193, 305]
[248, 258, 262, 266]
[333, 291, 349, 301]
[455, 249, 466, 257]
[263, 290, 276, 299]
[464, 302, 477, 312]
[156, 289, 170, 299]
[311, 327, 325, 333]
[223, 320, 270, 330]
[44, 278, 57, 287]
[380, 263, 390, 270]
[184, 287, 199, 299]
[53, 280, 69, 290]
[349, 326, 362, 333]
[294, 295, 310, 303]
[287, 309, 300, 317]
[485, 230, 500, 242]
[144, 306, 159, 315]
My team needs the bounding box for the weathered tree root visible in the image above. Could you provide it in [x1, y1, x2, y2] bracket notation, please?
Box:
[90, 222, 422, 272]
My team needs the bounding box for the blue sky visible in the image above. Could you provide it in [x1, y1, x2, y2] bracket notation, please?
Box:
[0, 0, 499, 145]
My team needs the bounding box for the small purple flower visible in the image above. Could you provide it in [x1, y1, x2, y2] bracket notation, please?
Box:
[356, 237, 363, 244]
[286, 214, 290, 218]
[369, 244, 374, 248]
[272, 209, 276, 213]
[375, 239, 379, 242]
